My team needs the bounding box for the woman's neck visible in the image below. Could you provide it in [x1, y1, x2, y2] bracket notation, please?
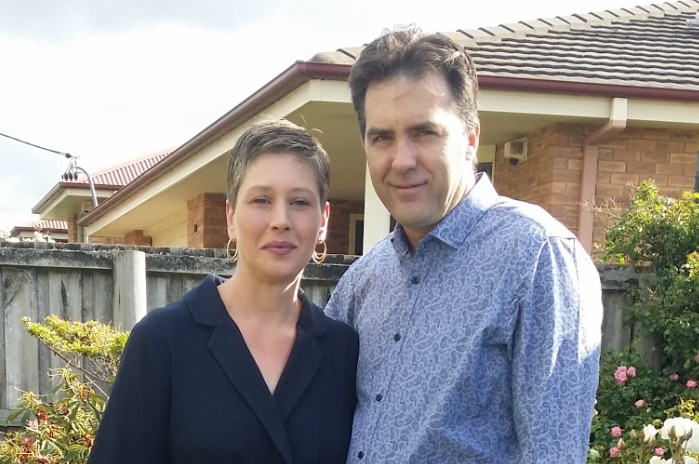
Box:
[217, 269, 302, 328]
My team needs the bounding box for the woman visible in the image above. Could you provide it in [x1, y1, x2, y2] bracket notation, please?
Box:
[88, 120, 358, 463]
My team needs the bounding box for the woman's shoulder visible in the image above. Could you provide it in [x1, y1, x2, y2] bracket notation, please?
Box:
[128, 298, 191, 343]
[132, 274, 224, 335]
[302, 297, 358, 345]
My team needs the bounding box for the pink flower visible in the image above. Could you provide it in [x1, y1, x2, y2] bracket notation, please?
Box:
[627, 366, 637, 377]
[669, 373, 679, 382]
[654, 447, 664, 456]
[614, 366, 628, 385]
[687, 379, 697, 388]
[611, 426, 623, 437]
[609, 446, 620, 458]
[634, 399, 646, 408]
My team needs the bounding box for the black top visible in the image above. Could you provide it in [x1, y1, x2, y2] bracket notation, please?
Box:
[88, 274, 358, 464]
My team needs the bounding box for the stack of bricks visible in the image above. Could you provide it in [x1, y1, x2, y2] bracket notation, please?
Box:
[187, 193, 228, 249]
[124, 230, 152, 246]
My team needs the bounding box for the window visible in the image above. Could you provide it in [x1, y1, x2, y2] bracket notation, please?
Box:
[348, 214, 364, 255]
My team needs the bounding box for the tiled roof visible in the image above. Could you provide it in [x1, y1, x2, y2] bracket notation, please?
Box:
[74, 151, 170, 186]
[335, 0, 699, 91]
[14, 219, 68, 232]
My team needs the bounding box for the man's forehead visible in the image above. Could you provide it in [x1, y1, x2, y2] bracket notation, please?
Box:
[366, 72, 450, 99]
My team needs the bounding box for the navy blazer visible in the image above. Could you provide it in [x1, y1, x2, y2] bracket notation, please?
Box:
[88, 274, 358, 464]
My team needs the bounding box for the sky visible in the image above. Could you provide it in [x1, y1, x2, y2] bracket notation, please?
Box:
[0, 0, 650, 233]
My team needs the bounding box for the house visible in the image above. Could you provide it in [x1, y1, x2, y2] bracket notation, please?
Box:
[31, 150, 171, 245]
[9, 219, 68, 242]
[63, 1, 699, 256]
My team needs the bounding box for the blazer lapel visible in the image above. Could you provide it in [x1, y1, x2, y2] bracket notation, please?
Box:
[208, 323, 295, 464]
[274, 297, 323, 421]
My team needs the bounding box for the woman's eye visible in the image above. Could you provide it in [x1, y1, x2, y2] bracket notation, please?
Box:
[252, 198, 270, 204]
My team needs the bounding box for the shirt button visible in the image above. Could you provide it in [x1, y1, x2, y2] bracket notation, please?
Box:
[393, 333, 401, 342]
[410, 276, 420, 285]
[358, 451, 364, 459]
[375, 393, 383, 401]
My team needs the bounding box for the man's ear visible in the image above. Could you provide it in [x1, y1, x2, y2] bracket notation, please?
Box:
[467, 122, 481, 162]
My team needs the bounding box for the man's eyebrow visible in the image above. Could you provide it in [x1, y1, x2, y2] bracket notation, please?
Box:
[408, 121, 440, 132]
[365, 127, 392, 139]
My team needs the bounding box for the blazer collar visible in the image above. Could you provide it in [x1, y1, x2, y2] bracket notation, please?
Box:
[183, 275, 326, 464]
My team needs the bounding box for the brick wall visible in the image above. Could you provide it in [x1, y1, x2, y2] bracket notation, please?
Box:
[493, 123, 584, 234]
[67, 215, 78, 243]
[187, 193, 228, 249]
[326, 199, 364, 255]
[90, 236, 124, 245]
[493, 123, 698, 252]
[592, 127, 697, 247]
[124, 230, 152, 246]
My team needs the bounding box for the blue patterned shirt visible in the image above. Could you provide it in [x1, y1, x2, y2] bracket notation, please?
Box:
[325, 175, 602, 464]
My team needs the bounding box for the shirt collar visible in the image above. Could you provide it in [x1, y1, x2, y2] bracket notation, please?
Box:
[391, 173, 499, 254]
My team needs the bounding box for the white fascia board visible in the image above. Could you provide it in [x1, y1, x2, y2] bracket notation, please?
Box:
[627, 99, 699, 125]
[479, 89, 611, 118]
[480, 89, 699, 126]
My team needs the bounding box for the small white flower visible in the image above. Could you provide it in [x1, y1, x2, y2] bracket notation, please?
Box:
[643, 424, 659, 442]
[684, 422, 699, 453]
[661, 417, 696, 441]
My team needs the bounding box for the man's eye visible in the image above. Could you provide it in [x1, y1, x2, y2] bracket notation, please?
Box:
[291, 199, 311, 207]
[371, 134, 391, 144]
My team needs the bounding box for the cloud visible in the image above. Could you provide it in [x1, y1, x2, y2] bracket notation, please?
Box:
[0, 0, 283, 42]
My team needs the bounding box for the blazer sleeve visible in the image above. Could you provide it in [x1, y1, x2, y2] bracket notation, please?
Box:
[88, 315, 172, 464]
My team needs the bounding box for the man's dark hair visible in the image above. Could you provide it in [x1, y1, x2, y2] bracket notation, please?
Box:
[349, 27, 479, 138]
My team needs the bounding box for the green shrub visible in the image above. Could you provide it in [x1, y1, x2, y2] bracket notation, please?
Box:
[589, 181, 699, 463]
[0, 317, 127, 464]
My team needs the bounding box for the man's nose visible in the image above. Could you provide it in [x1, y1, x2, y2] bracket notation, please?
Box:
[391, 137, 418, 172]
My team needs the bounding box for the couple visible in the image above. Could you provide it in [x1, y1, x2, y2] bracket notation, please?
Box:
[88, 27, 603, 464]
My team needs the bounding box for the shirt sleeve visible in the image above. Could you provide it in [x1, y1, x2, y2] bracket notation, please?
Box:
[87, 317, 172, 464]
[512, 236, 602, 463]
[324, 269, 357, 327]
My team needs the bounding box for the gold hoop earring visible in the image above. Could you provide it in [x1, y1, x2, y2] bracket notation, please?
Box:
[312, 241, 327, 264]
[226, 238, 238, 262]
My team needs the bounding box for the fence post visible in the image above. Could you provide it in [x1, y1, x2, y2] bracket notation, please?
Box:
[112, 250, 147, 331]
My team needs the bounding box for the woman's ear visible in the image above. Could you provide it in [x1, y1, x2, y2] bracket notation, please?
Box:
[225, 200, 236, 240]
[318, 201, 330, 243]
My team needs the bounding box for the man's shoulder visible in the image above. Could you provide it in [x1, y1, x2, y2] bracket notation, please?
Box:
[343, 235, 395, 275]
[486, 195, 576, 242]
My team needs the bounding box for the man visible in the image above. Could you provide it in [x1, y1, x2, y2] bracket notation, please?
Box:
[325, 27, 602, 463]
